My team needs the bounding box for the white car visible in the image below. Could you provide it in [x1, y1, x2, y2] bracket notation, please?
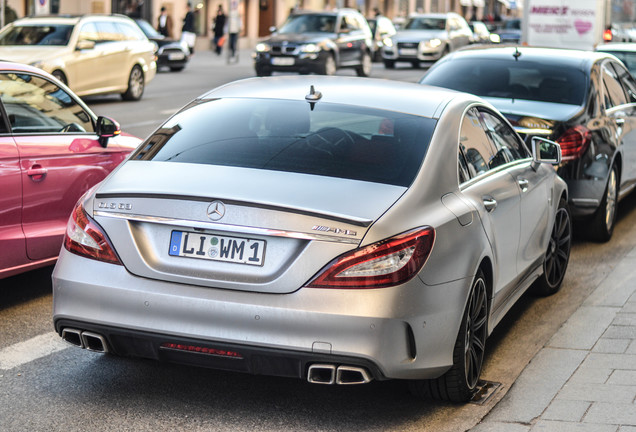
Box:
[0, 14, 157, 100]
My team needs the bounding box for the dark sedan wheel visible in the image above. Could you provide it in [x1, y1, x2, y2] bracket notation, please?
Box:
[356, 51, 372, 77]
[319, 54, 336, 76]
[590, 164, 618, 242]
[384, 59, 395, 69]
[532, 198, 571, 296]
[255, 66, 272, 77]
[121, 65, 145, 101]
[410, 270, 488, 402]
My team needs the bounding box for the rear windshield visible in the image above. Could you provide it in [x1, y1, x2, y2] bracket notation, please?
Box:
[422, 58, 587, 106]
[132, 98, 436, 187]
[0, 24, 74, 46]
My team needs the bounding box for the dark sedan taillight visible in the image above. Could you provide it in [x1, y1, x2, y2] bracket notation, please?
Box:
[306, 227, 435, 289]
[557, 125, 591, 161]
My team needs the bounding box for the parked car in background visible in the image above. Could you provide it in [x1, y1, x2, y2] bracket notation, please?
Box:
[52, 75, 570, 403]
[382, 12, 472, 68]
[0, 61, 140, 279]
[367, 15, 397, 61]
[421, 46, 636, 241]
[134, 18, 189, 72]
[469, 21, 500, 44]
[0, 14, 156, 100]
[253, 9, 373, 76]
[596, 42, 636, 78]
[494, 18, 521, 44]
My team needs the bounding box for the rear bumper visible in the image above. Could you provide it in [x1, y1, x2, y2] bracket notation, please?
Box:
[52, 250, 470, 381]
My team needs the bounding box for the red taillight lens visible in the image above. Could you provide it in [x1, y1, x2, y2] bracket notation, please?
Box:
[556, 125, 591, 161]
[603, 28, 613, 42]
[64, 202, 122, 265]
[306, 227, 435, 289]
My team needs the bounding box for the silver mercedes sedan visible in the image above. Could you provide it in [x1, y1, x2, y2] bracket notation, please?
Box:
[52, 76, 571, 402]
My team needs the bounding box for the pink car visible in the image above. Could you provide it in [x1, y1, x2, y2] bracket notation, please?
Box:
[0, 62, 140, 279]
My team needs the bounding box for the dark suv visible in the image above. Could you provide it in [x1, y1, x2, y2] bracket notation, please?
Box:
[253, 9, 373, 76]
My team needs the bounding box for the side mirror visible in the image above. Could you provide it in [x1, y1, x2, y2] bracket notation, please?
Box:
[76, 40, 96, 50]
[531, 136, 561, 170]
[96, 116, 121, 148]
[269, 26, 277, 34]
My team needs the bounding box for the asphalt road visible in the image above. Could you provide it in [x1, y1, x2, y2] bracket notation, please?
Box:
[2, 50, 636, 432]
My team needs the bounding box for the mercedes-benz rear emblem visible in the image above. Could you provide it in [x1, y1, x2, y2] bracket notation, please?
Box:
[207, 201, 226, 221]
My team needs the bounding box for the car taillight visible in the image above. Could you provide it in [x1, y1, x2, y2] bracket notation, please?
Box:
[557, 125, 591, 161]
[603, 28, 613, 42]
[64, 202, 122, 265]
[306, 227, 435, 289]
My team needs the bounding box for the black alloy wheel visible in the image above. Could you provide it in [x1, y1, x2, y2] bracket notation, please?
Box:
[532, 198, 571, 296]
[410, 270, 488, 402]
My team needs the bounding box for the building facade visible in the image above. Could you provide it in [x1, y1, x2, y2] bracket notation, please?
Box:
[3, 0, 516, 49]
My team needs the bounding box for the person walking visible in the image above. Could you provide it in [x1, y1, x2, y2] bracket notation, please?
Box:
[227, 1, 242, 61]
[157, 6, 173, 38]
[181, 2, 196, 55]
[212, 5, 226, 56]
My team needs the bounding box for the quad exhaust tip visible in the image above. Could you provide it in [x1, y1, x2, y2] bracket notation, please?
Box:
[307, 364, 372, 385]
[61, 328, 108, 354]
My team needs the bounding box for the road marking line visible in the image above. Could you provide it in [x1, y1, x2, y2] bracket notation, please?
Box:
[0, 332, 69, 370]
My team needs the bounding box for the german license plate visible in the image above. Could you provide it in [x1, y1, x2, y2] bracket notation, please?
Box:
[399, 48, 417, 56]
[168, 52, 185, 60]
[271, 57, 294, 66]
[169, 231, 266, 266]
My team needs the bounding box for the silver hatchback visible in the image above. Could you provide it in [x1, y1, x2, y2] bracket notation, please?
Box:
[53, 76, 570, 402]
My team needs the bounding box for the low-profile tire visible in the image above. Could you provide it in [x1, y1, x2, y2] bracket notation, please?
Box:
[121, 65, 145, 101]
[589, 164, 618, 242]
[531, 198, 571, 296]
[409, 270, 488, 402]
[319, 54, 336, 75]
[384, 59, 395, 69]
[355, 51, 372, 77]
[52, 69, 67, 86]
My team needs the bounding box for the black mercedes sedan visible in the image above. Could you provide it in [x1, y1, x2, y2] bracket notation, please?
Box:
[421, 46, 636, 241]
[135, 18, 189, 72]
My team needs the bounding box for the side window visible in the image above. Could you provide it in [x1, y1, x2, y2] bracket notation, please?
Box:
[602, 63, 628, 109]
[480, 109, 530, 168]
[611, 61, 636, 103]
[78, 22, 99, 42]
[459, 108, 496, 179]
[0, 73, 94, 134]
[344, 15, 361, 32]
[115, 22, 145, 41]
[95, 21, 123, 42]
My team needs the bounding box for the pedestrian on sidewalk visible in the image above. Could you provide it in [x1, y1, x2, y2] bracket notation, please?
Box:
[212, 5, 226, 56]
[157, 6, 173, 38]
[227, 2, 242, 60]
[181, 2, 196, 55]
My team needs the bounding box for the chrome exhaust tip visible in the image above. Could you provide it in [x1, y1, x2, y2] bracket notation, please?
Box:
[61, 328, 84, 348]
[307, 364, 336, 384]
[80, 332, 108, 353]
[336, 366, 373, 385]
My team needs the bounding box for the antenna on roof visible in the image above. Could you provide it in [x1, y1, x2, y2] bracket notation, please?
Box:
[513, 47, 521, 61]
[305, 85, 322, 110]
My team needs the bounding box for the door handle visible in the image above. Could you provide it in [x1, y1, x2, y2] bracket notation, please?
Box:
[27, 164, 47, 182]
[482, 196, 497, 212]
[518, 178, 529, 192]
